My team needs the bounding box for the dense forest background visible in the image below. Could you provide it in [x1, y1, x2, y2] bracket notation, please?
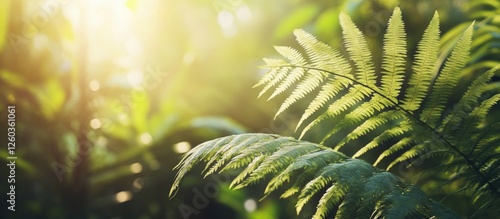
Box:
[0, 0, 498, 218]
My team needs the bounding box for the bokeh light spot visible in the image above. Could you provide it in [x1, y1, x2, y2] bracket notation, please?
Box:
[118, 113, 127, 122]
[129, 162, 143, 173]
[89, 80, 100, 91]
[90, 118, 101, 129]
[244, 199, 257, 212]
[173, 141, 191, 154]
[217, 11, 237, 37]
[115, 191, 132, 203]
[236, 6, 253, 22]
[183, 52, 196, 65]
[95, 136, 108, 148]
[139, 132, 152, 145]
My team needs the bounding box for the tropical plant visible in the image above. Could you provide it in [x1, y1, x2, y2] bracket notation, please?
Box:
[171, 7, 500, 218]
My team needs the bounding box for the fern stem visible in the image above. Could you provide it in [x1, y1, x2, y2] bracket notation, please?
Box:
[282, 65, 500, 196]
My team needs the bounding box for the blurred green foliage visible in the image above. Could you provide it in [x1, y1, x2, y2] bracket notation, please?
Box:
[0, 0, 497, 218]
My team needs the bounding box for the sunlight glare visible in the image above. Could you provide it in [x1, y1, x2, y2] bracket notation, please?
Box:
[90, 118, 101, 129]
[217, 11, 237, 37]
[119, 113, 127, 122]
[89, 80, 100, 91]
[129, 162, 143, 174]
[244, 199, 257, 212]
[139, 132, 152, 145]
[115, 191, 132, 203]
[183, 52, 196, 65]
[95, 136, 108, 148]
[173, 141, 191, 154]
[236, 6, 253, 22]
[127, 70, 144, 88]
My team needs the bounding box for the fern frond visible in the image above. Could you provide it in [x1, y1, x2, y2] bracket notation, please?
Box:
[374, 136, 414, 166]
[381, 7, 406, 100]
[455, 94, 500, 139]
[294, 29, 352, 75]
[203, 133, 269, 176]
[170, 134, 460, 218]
[386, 144, 427, 170]
[323, 95, 395, 147]
[275, 70, 326, 117]
[296, 77, 352, 130]
[264, 150, 344, 197]
[439, 66, 499, 133]
[274, 29, 354, 119]
[339, 11, 376, 88]
[254, 58, 286, 88]
[469, 125, 500, 160]
[220, 135, 292, 173]
[312, 160, 371, 219]
[339, 13, 376, 87]
[269, 68, 306, 100]
[236, 143, 321, 188]
[353, 120, 413, 158]
[267, 46, 307, 99]
[420, 22, 474, 127]
[402, 11, 440, 111]
[230, 155, 266, 188]
[300, 85, 373, 139]
[356, 172, 400, 217]
[335, 184, 362, 218]
[257, 66, 291, 98]
[335, 110, 405, 151]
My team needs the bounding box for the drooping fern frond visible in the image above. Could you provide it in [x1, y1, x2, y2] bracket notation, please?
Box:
[253, 7, 500, 216]
[170, 134, 459, 218]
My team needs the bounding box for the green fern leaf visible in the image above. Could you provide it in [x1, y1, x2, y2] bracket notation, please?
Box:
[324, 95, 394, 147]
[257, 66, 291, 98]
[381, 7, 406, 100]
[294, 29, 352, 75]
[420, 22, 474, 127]
[300, 85, 372, 139]
[339, 11, 376, 88]
[296, 77, 352, 130]
[275, 70, 327, 117]
[402, 11, 440, 111]
[353, 120, 413, 158]
[267, 46, 307, 99]
[374, 136, 414, 166]
[335, 110, 405, 151]
[254, 58, 286, 88]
